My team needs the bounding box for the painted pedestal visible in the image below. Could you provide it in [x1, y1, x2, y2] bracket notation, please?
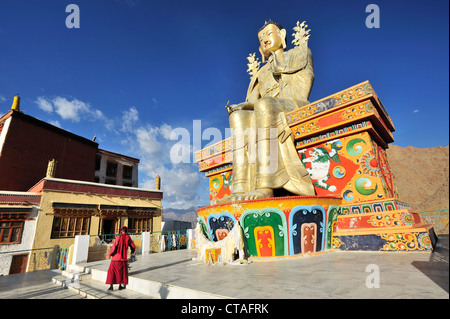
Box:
[197, 196, 341, 259]
[195, 81, 437, 259]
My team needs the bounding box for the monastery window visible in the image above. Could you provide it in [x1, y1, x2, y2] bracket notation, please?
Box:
[0, 221, 24, 244]
[106, 161, 118, 178]
[95, 155, 101, 171]
[128, 218, 152, 233]
[123, 165, 133, 180]
[51, 216, 90, 238]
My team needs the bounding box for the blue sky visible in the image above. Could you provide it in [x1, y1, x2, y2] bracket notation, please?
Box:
[0, 0, 448, 209]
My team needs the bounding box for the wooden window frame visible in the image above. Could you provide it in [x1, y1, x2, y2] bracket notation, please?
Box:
[51, 216, 91, 239]
[0, 220, 24, 244]
[128, 217, 152, 233]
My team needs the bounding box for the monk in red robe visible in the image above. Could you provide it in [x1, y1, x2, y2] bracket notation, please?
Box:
[106, 226, 136, 291]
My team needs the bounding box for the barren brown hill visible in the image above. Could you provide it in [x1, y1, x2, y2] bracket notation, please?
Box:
[386, 145, 449, 212]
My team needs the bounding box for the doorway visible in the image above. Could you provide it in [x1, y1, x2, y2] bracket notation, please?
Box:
[101, 218, 118, 242]
[103, 219, 116, 234]
[9, 254, 28, 274]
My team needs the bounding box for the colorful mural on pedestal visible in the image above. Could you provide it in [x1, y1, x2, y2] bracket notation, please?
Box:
[207, 212, 236, 242]
[197, 197, 343, 258]
[194, 81, 437, 259]
[333, 231, 436, 252]
[209, 171, 232, 202]
[289, 205, 325, 254]
[298, 133, 400, 205]
[240, 208, 288, 257]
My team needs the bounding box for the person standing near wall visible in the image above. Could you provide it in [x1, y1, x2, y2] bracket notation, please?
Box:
[106, 226, 136, 291]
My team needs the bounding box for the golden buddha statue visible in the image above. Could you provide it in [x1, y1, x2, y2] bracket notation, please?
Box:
[219, 20, 315, 203]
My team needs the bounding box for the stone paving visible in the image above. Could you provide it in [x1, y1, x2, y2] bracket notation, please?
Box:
[0, 269, 84, 299]
[0, 235, 448, 299]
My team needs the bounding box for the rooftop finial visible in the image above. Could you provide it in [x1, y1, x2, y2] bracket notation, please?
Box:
[155, 175, 161, 190]
[11, 93, 20, 111]
[46, 159, 57, 178]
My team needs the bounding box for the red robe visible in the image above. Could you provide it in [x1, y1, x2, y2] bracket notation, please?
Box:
[106, 233, 136, 285]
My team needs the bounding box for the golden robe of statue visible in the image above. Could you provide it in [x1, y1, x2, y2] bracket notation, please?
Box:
[219, 20, 315, 203]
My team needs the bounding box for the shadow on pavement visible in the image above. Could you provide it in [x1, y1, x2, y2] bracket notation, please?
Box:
[411, 235, 449, 293]
[130, 258, 192, 276]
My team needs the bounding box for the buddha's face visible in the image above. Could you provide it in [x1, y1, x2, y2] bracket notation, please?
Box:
[258, 24, 286, 58]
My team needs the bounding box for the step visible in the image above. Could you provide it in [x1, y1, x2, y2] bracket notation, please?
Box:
[53, 267, 154, 299]
[87, 267, 230, 299]
[61, 270, 92, 281]
[53, 264, 230, 299]
[52, 275, 70, 288]
[66, 278, 154, 299]
[67, 264, 90, 274]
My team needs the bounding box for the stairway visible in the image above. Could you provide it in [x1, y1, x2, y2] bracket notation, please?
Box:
[52, 264, 152, 299]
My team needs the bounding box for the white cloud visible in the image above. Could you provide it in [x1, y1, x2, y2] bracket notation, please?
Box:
[36, 96, 53, 112]
[121, 107, 139, 132]
[49, 120, 61, 128]
[413, 109, 419, 113]
[159, 123, 173, 140]
[52, 97, 90, 122]
[0, 95, 7, 104]
[35, 96, 113, 130]
[128, 122, 205, 209]
[135, 126, 163, 156]
[141, 163, 203, 209]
